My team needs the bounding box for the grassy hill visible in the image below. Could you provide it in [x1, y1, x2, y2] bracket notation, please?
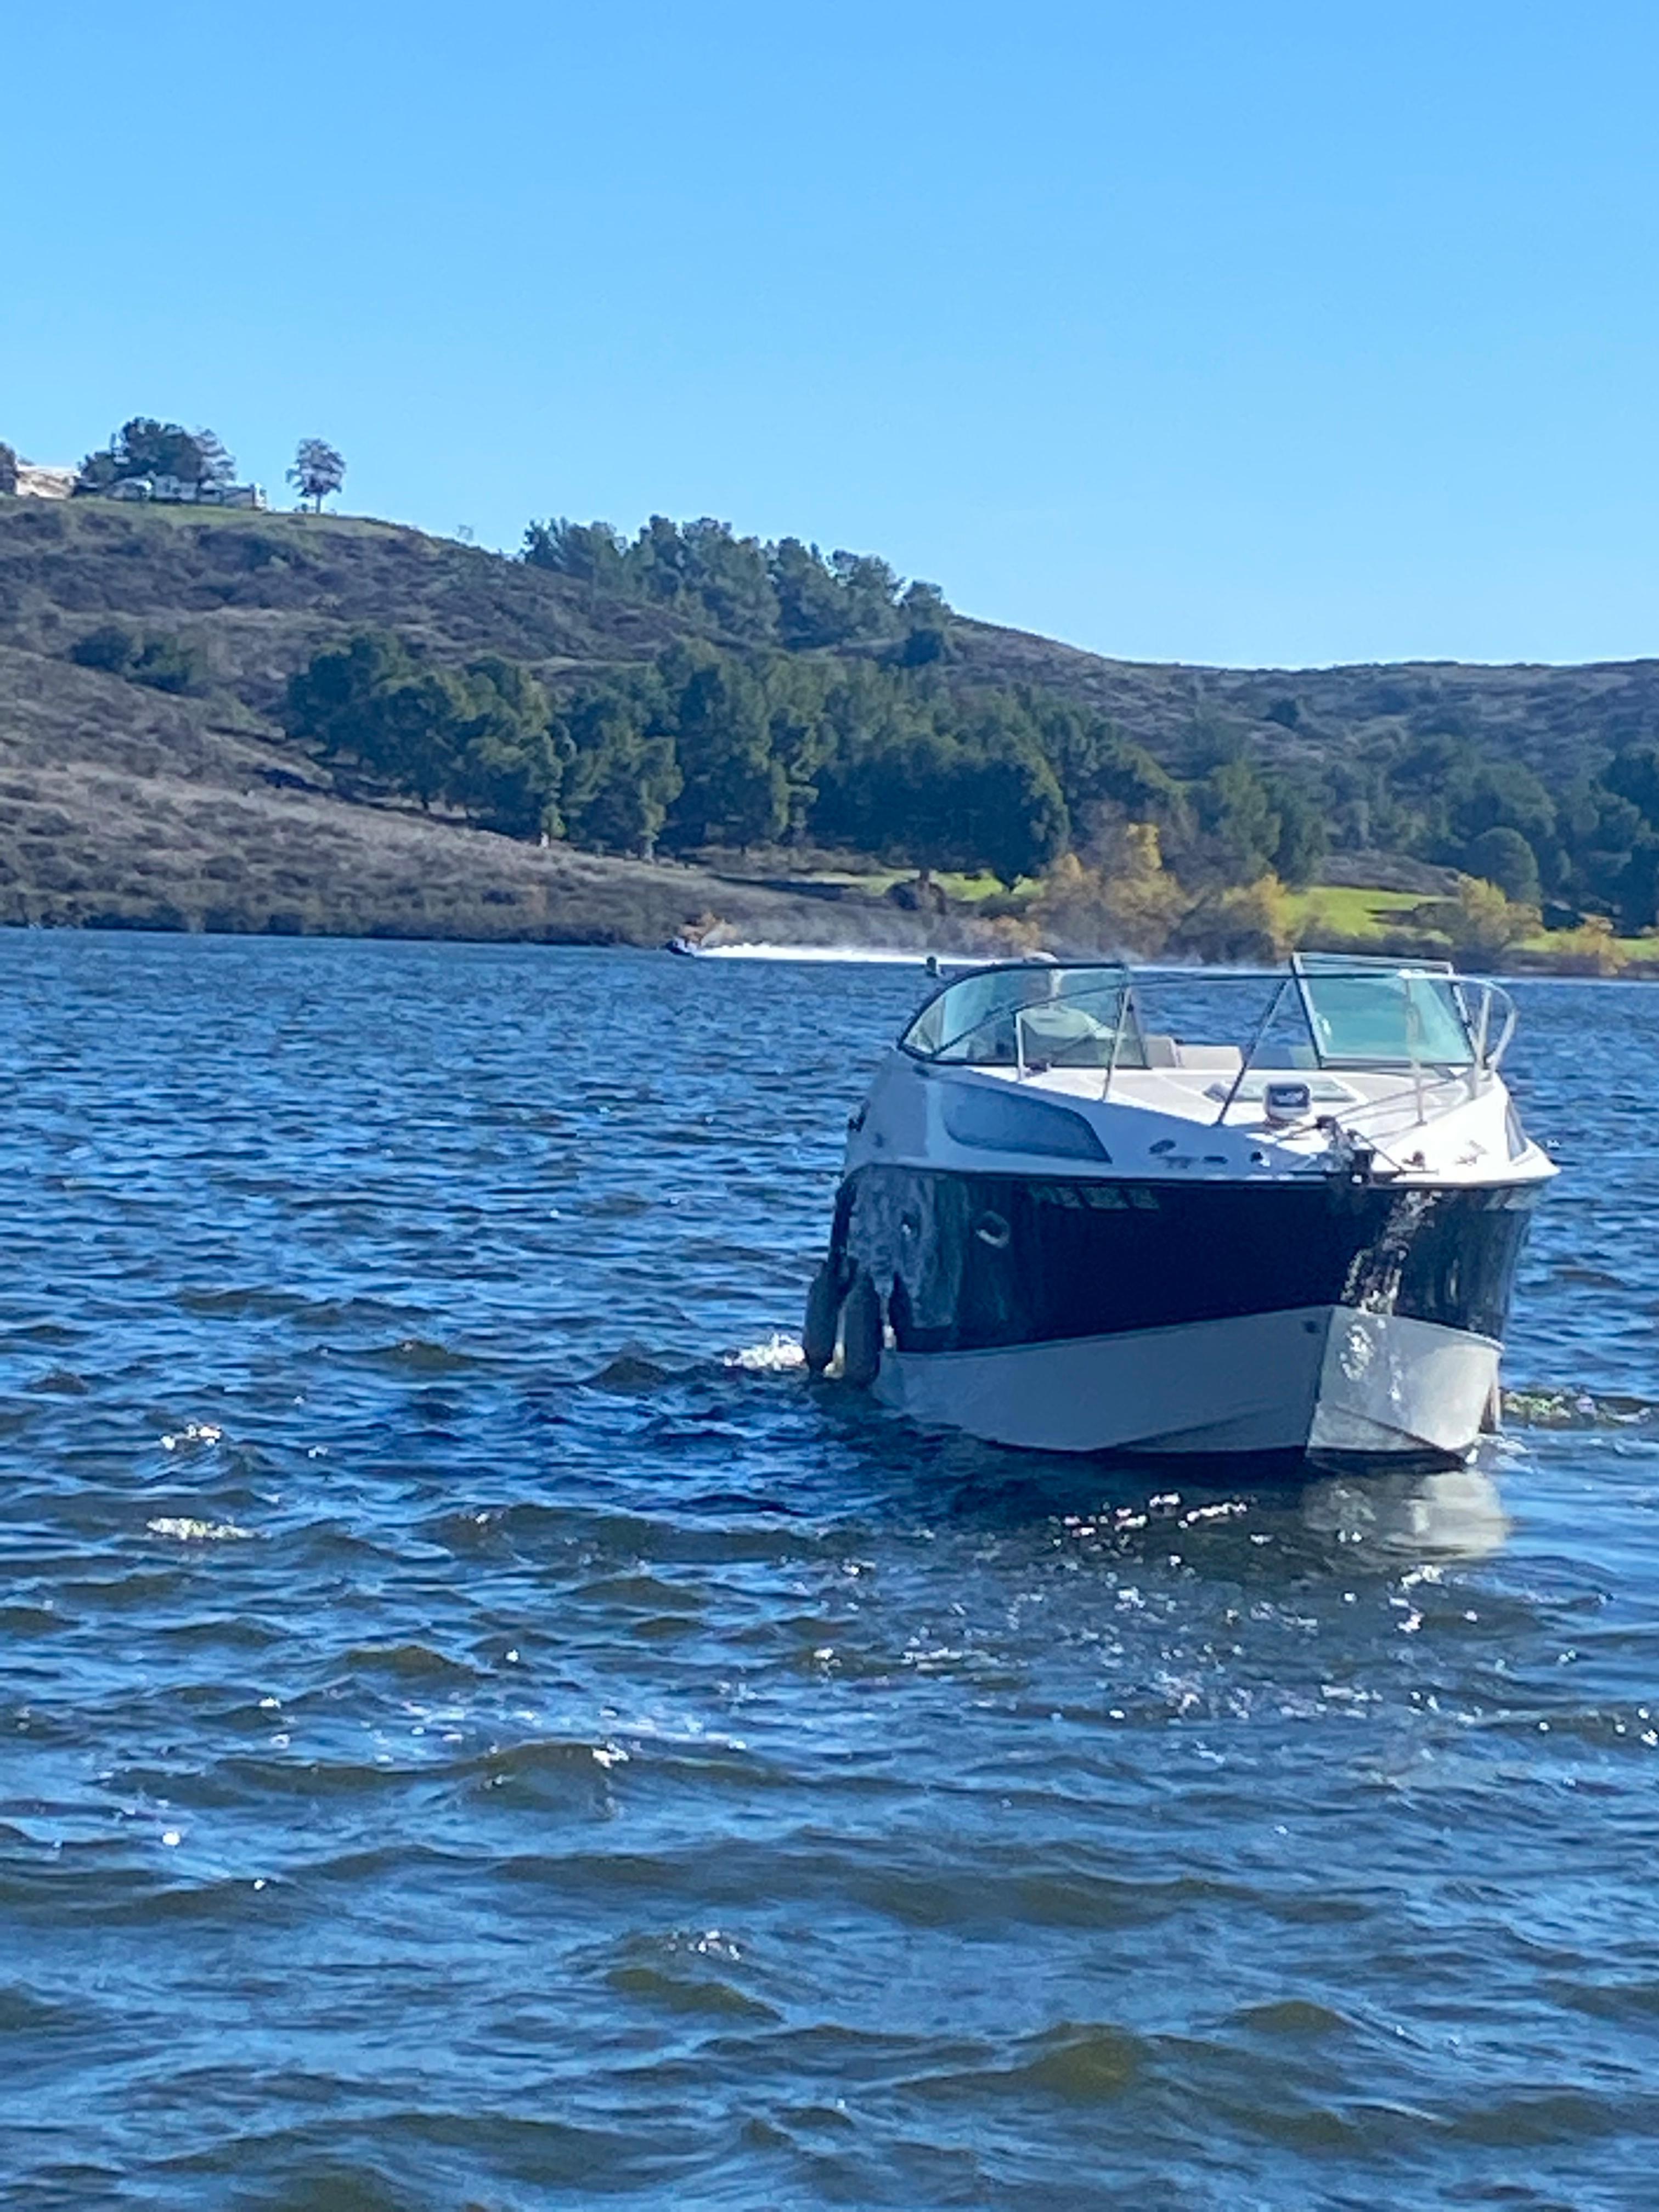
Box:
[2, 492, 1657, 947]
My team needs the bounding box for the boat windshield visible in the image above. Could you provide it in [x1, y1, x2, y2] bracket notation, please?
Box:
[900, 956, 1507, 1076]
[1293, 956, 1475, 1068]
[900, 963, 1131, 1069]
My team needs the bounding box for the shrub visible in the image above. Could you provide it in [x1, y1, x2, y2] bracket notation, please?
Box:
[71, 623, 140, 674]
[1410, 876, 1539, 959]
[129, 636, 202, 694]
[70, 625, 201, 692]
[1171, 874, 1295, 964]
[1541, 915, 1627, 977]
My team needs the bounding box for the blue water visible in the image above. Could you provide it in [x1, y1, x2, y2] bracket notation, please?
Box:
[2, 936, 1656, 2210]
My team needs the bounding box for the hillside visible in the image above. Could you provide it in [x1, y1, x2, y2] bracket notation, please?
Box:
[947, 620, 1659, 783]
[2, 492, 1658, 947]
[0, 501, 932, 944]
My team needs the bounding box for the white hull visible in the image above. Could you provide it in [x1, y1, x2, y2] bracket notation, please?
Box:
[871, 1306, 1500, 1464]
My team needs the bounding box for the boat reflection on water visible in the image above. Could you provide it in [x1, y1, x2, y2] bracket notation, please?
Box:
[904, 1417, 1513, 1568]
[1299, 1462, 1510, 1564]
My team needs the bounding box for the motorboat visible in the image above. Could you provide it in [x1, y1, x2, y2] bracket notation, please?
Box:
[802, 955, 1555, 1470]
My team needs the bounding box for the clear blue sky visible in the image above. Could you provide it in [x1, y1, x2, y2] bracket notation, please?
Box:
[5, 2, 1657, 669]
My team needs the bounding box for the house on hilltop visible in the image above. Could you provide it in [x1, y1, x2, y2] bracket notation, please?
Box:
[4, 458, 266, 509]
[106, 473, 266, 509]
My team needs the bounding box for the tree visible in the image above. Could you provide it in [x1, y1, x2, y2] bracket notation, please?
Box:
[1603, 747, 1659, 826]
[450, 718, 566, 837]
[1269, 782, 1329, 889]
[358, 668, 471, 805]
[0, 442, 16, 495]
[1034, 706, 1186, 832]
[896, 579, 951, 664]
[78, 417, 234, 490]
[191, 430, 236, 487]
[1616, 834, 1659, 933]
[513, 509, 960, 653]
[629, 515, 690, 605]
[952, 744, 1070, 886]
[1463, 825, 1541, 906]
[1181, 759, 1281, 884]
[1447, 756, 1556, 851]
[289, 438, 345, 512]
[523, 518, 628, 597]
[757, 656, 833, 839]
[662, 649, 787, 850]
[442, 657, 564, 835]
[284, 631, 415, 758]
[678, 518, 778, 639]
[829, 550, 904, 639]
[769, 537, 854, 647]
[560, 693, 682, 857]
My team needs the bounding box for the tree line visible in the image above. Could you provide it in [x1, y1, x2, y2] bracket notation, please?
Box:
[523, 514, 952, 657]
[515, 510, 1659, 928]
[282, 627, 1332, 891]
[280, 608, 1659, 933]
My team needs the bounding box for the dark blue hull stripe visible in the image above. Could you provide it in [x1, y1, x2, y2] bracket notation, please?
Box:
[835, 1167, 1537, 1354]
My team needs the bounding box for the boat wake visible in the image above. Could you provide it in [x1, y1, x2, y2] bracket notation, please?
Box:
[685, 942, 953, 966]
[725, 1333, 808, 1373]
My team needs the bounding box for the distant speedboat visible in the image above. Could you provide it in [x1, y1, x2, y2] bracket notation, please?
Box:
[802, 955, 1555, 1470]
[664, 936, 699, 957]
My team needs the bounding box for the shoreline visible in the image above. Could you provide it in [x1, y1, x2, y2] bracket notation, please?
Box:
[2, 905, 1652, 980]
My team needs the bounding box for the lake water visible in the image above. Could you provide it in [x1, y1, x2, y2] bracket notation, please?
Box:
[2, 936, 1656, 2210]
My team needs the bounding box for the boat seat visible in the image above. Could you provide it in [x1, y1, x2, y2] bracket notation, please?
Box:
[1142, 1033, 1181, 1066]
[1171, 1043, 1244, 1072]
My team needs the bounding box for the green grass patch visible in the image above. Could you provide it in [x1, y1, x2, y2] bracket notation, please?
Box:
[1285, 885, 1426, 941]
[1513, 926, 1654, 959]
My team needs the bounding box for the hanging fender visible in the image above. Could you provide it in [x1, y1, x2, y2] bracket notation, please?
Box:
[802, 1260, 843, 1374]
[840, 1269, 883, 1389]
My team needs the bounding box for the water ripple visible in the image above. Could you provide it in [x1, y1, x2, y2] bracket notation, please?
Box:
[0, 941, 1655, 2207]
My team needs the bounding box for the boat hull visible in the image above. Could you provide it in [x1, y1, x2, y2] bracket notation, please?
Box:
[831, 1163, 1537, 1469]
[872, 1304, 1500, 1466]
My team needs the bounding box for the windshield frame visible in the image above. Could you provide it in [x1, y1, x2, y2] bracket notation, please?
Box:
[898, 956, 1508, 1079]
[898, 961, 1133, 1072]
[1289, 952, 1477, 1071]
